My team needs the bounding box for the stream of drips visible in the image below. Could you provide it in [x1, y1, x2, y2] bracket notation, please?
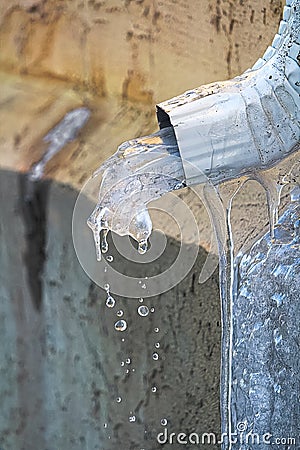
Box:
[87, 128, 299, 447]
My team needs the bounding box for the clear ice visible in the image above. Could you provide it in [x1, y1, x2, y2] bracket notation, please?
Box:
[87, 127, 184, 260]
[229, 190, 300, 448]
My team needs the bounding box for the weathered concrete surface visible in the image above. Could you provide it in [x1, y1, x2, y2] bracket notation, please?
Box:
[0, 0, 284, 102]
[0, 169, 221, 450]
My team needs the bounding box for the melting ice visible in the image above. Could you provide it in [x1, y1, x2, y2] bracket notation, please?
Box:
[87, 127, 184, 260]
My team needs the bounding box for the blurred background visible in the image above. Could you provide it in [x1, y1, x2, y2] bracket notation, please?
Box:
[0, 1, 285, 449]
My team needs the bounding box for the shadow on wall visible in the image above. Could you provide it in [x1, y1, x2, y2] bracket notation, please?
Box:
[0, 169, 221, 450]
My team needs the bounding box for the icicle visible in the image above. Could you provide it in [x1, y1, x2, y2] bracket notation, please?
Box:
[87, 127, 184, 260]
[253, 171, 283, 240]
[101, 229, 109, 254]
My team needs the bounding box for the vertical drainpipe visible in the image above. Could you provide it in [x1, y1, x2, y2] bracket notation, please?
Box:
[155, 1, 299, 446]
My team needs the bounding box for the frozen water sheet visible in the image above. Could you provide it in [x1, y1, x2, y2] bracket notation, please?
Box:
[87, 126, 185, 260]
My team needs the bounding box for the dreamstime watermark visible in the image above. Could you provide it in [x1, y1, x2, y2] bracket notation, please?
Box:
[72, 155, 227, 298]
[156, 424, 297, 446]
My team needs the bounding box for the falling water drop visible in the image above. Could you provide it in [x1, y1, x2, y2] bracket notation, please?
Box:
[150, 307, 155, 313]
[129, 415, 136, 423]
[139, 298, 144, 303]
[104, 283, 110, 292]
[106, 295, 115, 308]
[106, 255, 114, 262]
[154, 327, 159, 333]
[151, 386, 157, 393]
[160, 418, 168, 426]
[155, 343, 160, 349]
[138, 239, 148, 254]
[126, 358, 131, 364]
[116, 397, 122, 403]
[115, 320, 127, 332]
[138, 305, 149, 317]
[152, 353, 159, 361]
[117, 310, 124, 317]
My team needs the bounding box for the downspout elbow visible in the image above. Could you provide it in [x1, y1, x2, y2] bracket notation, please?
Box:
[156, 0, 300, 187]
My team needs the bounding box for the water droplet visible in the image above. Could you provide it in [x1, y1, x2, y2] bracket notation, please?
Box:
[155, 343, 160, 349]
[138, 305, 149, 317]
[104, 283, 110, 292]
[106, 255, 114, 262]
[125, 369, 129, 374]
[139, 298, 144, 303]
[115, 320, 127, 332]
[106, 295, 115, 308]
[154, 327, 159, 333]
[152, 353, 159, 361]
[160, 418, 168, 426]
[104, 423, 108, 428]
[121, 338, 125, 342]
[129, 415, 136, 423]
[150, 307, 155, 313]
[116, 397, 122, 403]
[117, 310, 124, 317]
[121, 361, 125, 367]
[126, 358, 131, 364]
[138, 239, 148, 254]
[151, 386, 157, 393]
[132, 368, 135, 372]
